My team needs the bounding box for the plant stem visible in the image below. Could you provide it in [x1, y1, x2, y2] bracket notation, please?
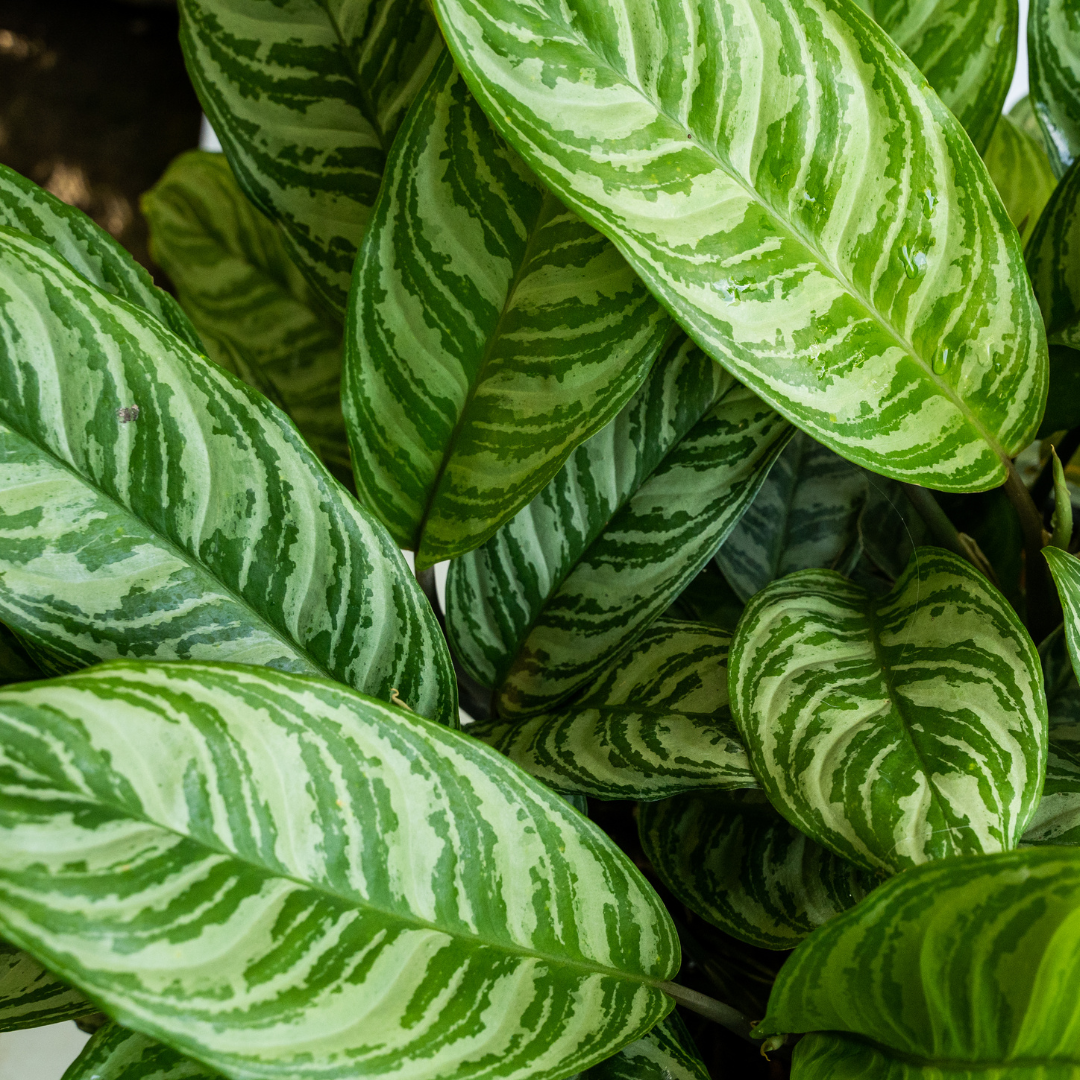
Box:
[656, 981, 757, 1044]
[900, 484, 973, 565]
[1002, 459, 1060, 642]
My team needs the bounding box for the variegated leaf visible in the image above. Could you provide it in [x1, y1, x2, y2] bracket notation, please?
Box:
[716, 431, 867, 603]
[0, 623, 41, 687]
[178, 0, 442, 314]
[666, 561, 746, 633]
[0, 228, 455, 726]
[142, 151, 350, 487]
[471, 619, 756, 800]
[345, 54, 671, 566]
[447, 335, 790, 718]
[433, 0, 1047, 492]
[756, 848, 1080, 1074]
[855, 476, 928, 581]
[0, 660, 677, 1080]
[0, 939, 91, 1032]
[639, 792, 874, 951]
[64, 1024, 220, 1080]
[1011, 95, 1053, 150]
[1026, 159, 1080, 351]
[984, 113, 1058, 247]
[1030, 0, 1080, 177]
[581, 1015, 709, 1080]
[729, 548, 1046, 873]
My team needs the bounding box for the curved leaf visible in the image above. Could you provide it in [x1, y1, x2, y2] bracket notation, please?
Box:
[984, 113, 1057, 247]
[472, 619, 756, 800]
[729, 547, 1047, 873]
[856, 477, 928, 580]
[1029, 0, 1080, 177]
[0, 228, 455, 725]
[142, 151, 350, 486]
[345, 55, 672, 566]
[0, 939, 90, 1032]
[0, 623, 41, 687]
[1027, 159, 1080, 350]
[639, 792, 874, 951]
[433, 0, 1046, 492]
[447, 335, 790, 717]
[0, 660, 677, 1080]
[178, 0, 442, 314]
[64, 1024, 219, 1080]
[583, 1014, 709, 1080]
[755, 848, 1080, 1073]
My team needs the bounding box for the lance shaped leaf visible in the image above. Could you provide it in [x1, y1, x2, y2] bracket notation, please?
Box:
[64, 1024, 219, 1080]
[447, 335, 790, 718]
[1030, 0, 1080, 177]
[142, 151, 350, 487]
[639, 792, 875, 951]
[345, 55, 671, 567]
[579, 1014, 709, 1080]
[755, 848, 1080, 1075]
[0, 660, 678, 1080]
[433, 0, 1046, 492]
[1027, 160, 1080, 352]
[0, 939, 91, 1032]
[984, 113, 1058, 247]
[729, 548, 1046, 874]
[716, 431, 867, 603]
[0, 228, 455, 726]
[471, 619, 756, 801]
[178, 0, 443, 314]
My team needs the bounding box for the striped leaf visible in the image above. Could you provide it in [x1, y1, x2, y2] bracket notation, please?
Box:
[142, 151, 350, 487]
[1030, 0, 1080, 177]
[1027, 159, 1080, 351]
[984, 112, 1058, 247]
[471, 619, 756, 800]
[433, 0, 1047, 492]
[729, 548, 1047, 873]
[0, 163, 200, 351]
[446, 335, 790, 718]
[755, 848, 1080, 1074]
[581, 1015, 708, 1080]
[0, 660, 678, 1080]
[345, 55, 672, 566]
[1011, 95, 1054, 151]
[0, 939, 90, 1032]
[716, 431, 866, 603]
[64, 1025, 219, 1080]
[639, 792, 874, 951]
[0, 228, 455, 726]
[178, 0, 442, 314]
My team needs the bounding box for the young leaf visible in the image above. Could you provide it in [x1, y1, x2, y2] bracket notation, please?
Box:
[0, 660, 678, 1080]
[729, 547, 1047, 873]
[639, 792, 875, 950]
[1026, 159, 1080, 352]
[983, 112, 1058, 246]
[0, 939, 90, 1032]
[1051, 447, 1074, 549]
[433, 0, 1047, 492]
[754, 848, 1080, 1072]
[1029, 0, 1080, 177]
[0, 229, 455, 726]
[178, 0, 443, 314]
[345, 55, 672, 566]
[471, 619, 757, 801]
[64, 1023, 219, 1080]
[581, 1014, 709, 1080]
[142, 151, 351, 487]
[447, 335, 790, 718]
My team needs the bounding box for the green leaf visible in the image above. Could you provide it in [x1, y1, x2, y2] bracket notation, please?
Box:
[1052, 447, 1074, 548]
[1010, 95, 1053, 150]
[0, 659, 678, 1080]
[640, 791, 875, 951]
[716, 431, 867, 603]
[855, 478, 928, 581]
[470, 618, 756, 800]
[0, 623, 42, 687]
[0, 228, 455, 726]
[1039, 344, 1080, 438]
[142, 151, 351, 487]
[345, 54, 672, 567]
[755, 848, 1080, 1073]
[583, 1014, 709, 1080]
[446, 334, 790, 718]
[983, 113, 1058, 247]
[1029, 0, 1080, 177]
[666, 560, 746, 634]
[729, 547, 1047, 873]
[64, 1024, 220, 1080]
[1027, 159, 1080, 351]
[0, 163, 200, 351]
[0, 939, 90, 1032]
[433, 0, 1047, 492]
[178, 0, 443, 314]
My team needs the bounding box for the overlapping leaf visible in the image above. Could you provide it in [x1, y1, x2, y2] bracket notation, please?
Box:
[471, 619, 756, 800]
[142, 151, 350, 486]
[0, 661, 677, 1080]
[1029, 0, 1080, 177]
[580, 1015, 709, 1080]
[1027, 159, 1080, 351]
[729, 548, 1046, 873]
[0, 229, 455, 725]
[64, 1024, 218, 1080]
[639, 792, 874, 951]
[0, 623, 41, 687]
[345, 55, 671, 566]
[434, 0, 1046, 491]
[178, 0, 442, 313]
[855, 477, 928, 581]
[447, 335, 790, 718]
[984, 113, 1058, 247]
[0, 939, 90, 1032]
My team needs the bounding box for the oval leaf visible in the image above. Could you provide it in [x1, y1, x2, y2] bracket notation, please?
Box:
[0, 939, 90, 1032]
[0, 660, 677, 1080]
[729, 547, 1046, 873]
[64, 1024, 219, 1080]
[433, 0, 1046, 491]
[984, 113, 1058, 248]
[1029, 0, 1080, 177]
[0, 228, 455, 725]
[1027, 159, 1080, 350]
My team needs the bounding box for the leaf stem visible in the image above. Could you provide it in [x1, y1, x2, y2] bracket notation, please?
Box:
[900, 484, 973, 565]
[1001, 459, 1060, 641]
[656, 981, 757, 1044]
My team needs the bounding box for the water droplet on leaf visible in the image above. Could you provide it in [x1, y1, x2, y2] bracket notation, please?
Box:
[932, 348, 950, 375]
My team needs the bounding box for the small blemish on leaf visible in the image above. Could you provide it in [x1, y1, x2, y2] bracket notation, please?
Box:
[116, 405, 139, 423]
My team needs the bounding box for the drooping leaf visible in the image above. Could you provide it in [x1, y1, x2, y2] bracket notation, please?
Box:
[0, 228, 455, 726]
[1027, 159, 1080, 352]
[716, 431, 866, 603]
[433, 0, 1047, 492]
[0, 939, 91, 1032]
[755, 848, 1080, 1074]
[1029, 0, 1080, 177]
[345, 55, 672, 567]
[729, 547, 1047, 873]
[582, 1014, 709, 1080]
[983, 112, 1058, 246]
[639, 792, 874, 951]
[0, 660, 678, 1080]
[178, 0, 443, 314]
[471, 618, 756, 801]
[447, 335, 790, 718]
[142, 151, 351, 487]
[63, 1024, 219, 1080]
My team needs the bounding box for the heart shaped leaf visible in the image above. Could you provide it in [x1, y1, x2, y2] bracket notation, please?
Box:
[64, 1023, 218, 1080]
[1030, 0, 1080, 177]
[0, 939, 90, 1032]
[984, 113, 1058, 247]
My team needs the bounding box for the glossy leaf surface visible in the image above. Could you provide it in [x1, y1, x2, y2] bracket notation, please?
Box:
[0, 939, 90, 1032]
[346, 55, 670, 566]
[984, 113, 1057, 247]
[1027, 159, 1080, 349]
[1029, 0, 1080, 177]
[64, 1024, 219, 1080]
